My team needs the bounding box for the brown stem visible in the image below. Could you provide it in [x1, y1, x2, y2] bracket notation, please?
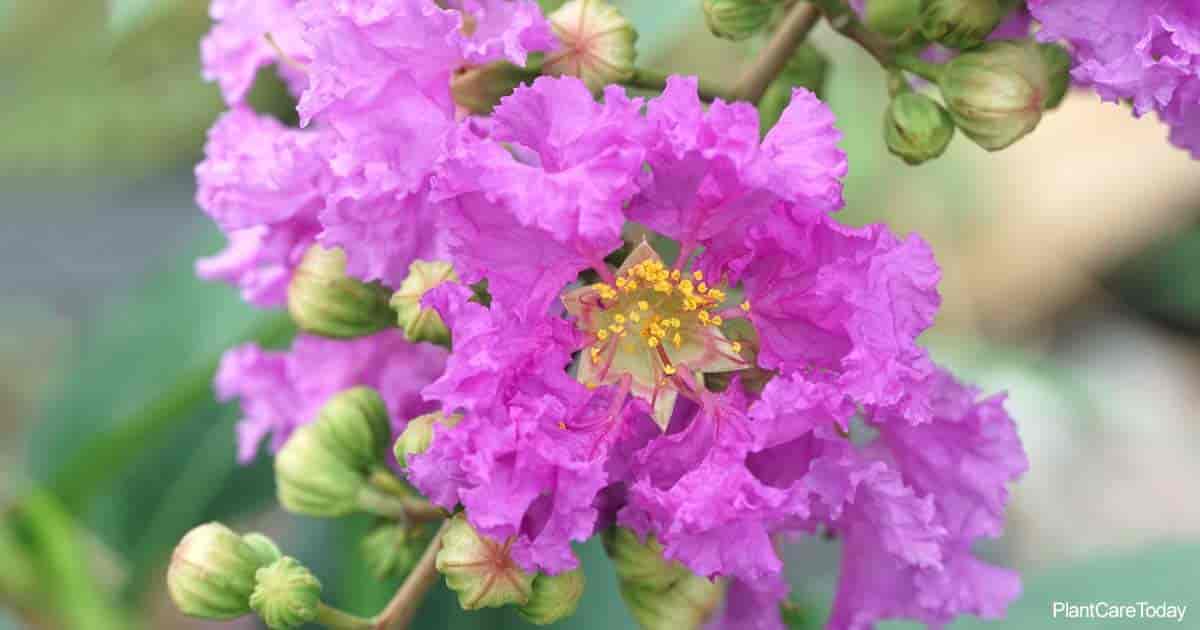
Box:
[732, 2, 822, 103]
[812, 0, 895, 66]
[372, 520, 449, 630]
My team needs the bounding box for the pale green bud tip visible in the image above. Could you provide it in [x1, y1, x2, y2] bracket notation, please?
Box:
[394, 411, 463, 468]
[885, 92, 955, 165]
[618, 574, 723, 630]
[249, 557, 322, 630]
[920, 0, 1004, 49]
[703, 0, 778, 42]
[545, 0, 637, 92]
[390, 260, 457, 346]
[436, 515, 535, 610]
[288, 245, 395, 339]
[865, 0, 922, 38]
[362, 523, 434, 581]
[518, 569, 586, 625]
[602, 527, 687, 592]
[1038, 43, 1072, 109]
[167, 523, 279, 620]
[314, 386, 391, 467]
[939, 40, 1048, 150]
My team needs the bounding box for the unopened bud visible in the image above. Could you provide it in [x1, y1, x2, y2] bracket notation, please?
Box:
[436, 515, 535, 610]
[275, 388, 390, 518]
[362, 522, 434, 581]
[167, 523, 281, 620]
[249, 557, 321, 630]
[518, 568, 586, 625]
[452, 62, 539, 115]
[544, 0, 637, 92]
[394, 411, 463, 469]
[603, 527, 722, 630]
[390, 260, 457, 346]
[602, 528, 687, 592]
[288, 245, 395, 339]
[866, 0, 922, 38]
[884, 92, 955, 164]
[938, 40, 1048, 150]
[1038, 42, 1072, 110]
[920, 0, 1004, 49]
[703, 0, 779, 42]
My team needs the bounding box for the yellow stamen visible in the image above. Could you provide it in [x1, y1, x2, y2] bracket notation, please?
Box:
[672, 332, 682, 348]
[731, 341, 742, 353]
[693, 270, 704, 281]
[647, 336, 660, 348]
[670, 269, 681, 281]
[663, 365, 677, 375]
[557, 421, 567, 429]
[638, 300, 649, 311]
[596, 329, 609, 341]
[697, 282, 709, 294]
[740, 300, 751, 312]
[711, 316, 723, 326]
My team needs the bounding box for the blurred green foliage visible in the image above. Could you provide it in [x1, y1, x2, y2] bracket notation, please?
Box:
[1106, 226, 1200, 333]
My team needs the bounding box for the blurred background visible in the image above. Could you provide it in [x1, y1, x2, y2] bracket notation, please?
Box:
[3, 1, 1200, 628]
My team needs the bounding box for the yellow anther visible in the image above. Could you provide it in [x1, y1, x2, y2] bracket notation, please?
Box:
[654, 281, 672, 294]
[663, 365, 677, 375]
[667, 318, 681, 328]
[629, 311, 641, 323]
[670, 269, 681, 281]
[590, 347, 602, 363]
[682, 298, 697, 311]
[711, 316, 723, 326]
[638, 300, 649, 311]
[731, 341, 742, 353]
[697, 282, 709, 293]
[626, 280, 638, 291]
[672, 332, 682, 348]
[678, 280, 694, 293]
[609, 324, 624, 334]
[647, 336, 660, 348]
[698, 311, 711, 324]
[615, 277, 627, 288]
[740, 300, 751, 312]
[585, 381, 598, 390]
[614, 314, 626, 324]
[708, 289, 726, 301]
[693, 270, 704, 281]
[558, 421, 567, 430]
[596, 329, 609, 341]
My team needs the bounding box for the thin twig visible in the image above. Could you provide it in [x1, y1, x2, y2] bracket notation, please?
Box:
[373, 520, 450, 630]
[625, 67, 732, 102]
[732, 2, 822, 103]
[811, 0, 895, 66]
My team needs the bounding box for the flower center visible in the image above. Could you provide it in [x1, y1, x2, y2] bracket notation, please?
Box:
[563, 242, 748, 429]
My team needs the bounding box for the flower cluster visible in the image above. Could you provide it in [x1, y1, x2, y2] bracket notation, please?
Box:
[194, 1, 1028, 628]
[1030, 0, 1200, 156]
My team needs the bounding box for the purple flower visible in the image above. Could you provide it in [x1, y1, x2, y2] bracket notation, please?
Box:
[1030, 0, 1200, 156]
[201, 0, 311, 104]
[217, 330, 447, 463]
[195, 107, 331, 307]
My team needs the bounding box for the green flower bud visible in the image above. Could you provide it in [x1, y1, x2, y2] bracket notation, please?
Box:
[518, 569, 586, 625]
[544, 0, 637, 92]
[618, 575, 723, 630]
[938, 40, 1049, 150]
[452, 62, 539, 115]
[311, 387, 391, 469]
[241, 533, 284, 566]
[394, 411, 463, 469]
[1038, 42, 1072, 109]
[703, 0, 779, 42]
[865, 0, 922, 38]
[602, 527, 687, 592]
[288, 245, 396, 340]
[920, 0, 1004, 49]
[167, 523, 280, 620]
[390, 260, 457, 346]
[436, 515, 535, 610]
[884, 92, 955, 164]
[362, 522, 434, 581]
[249, 557, 322, 630]
[276, 425, 366, 517]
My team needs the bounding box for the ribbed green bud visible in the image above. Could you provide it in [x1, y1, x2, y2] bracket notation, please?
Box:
[362, 522, 434, 581]
[920, 0, 1004, 49]
[938, 40, 1049, 150]
[249, 557, 322, 630]
[1038, 42, 1072, 109]
[602, 527, 687, 591]
[167, 523, 281, 620]
[518, 569, 586, 625]
[703, 0, 779, 42]
[884, 92, 955, 165]
[866, 0, 922, 38]
[390, 260, 457, 346]
[544, 0, 637, 92]
[452, 62, 539, 115]
[394, 411, 463, 469]
[436, 515, 535, 610]
[310, 387, 391, 469]
[288, 245, 395, 340]
[275, 388, 390, 518]
[241, 533, 284, 566]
